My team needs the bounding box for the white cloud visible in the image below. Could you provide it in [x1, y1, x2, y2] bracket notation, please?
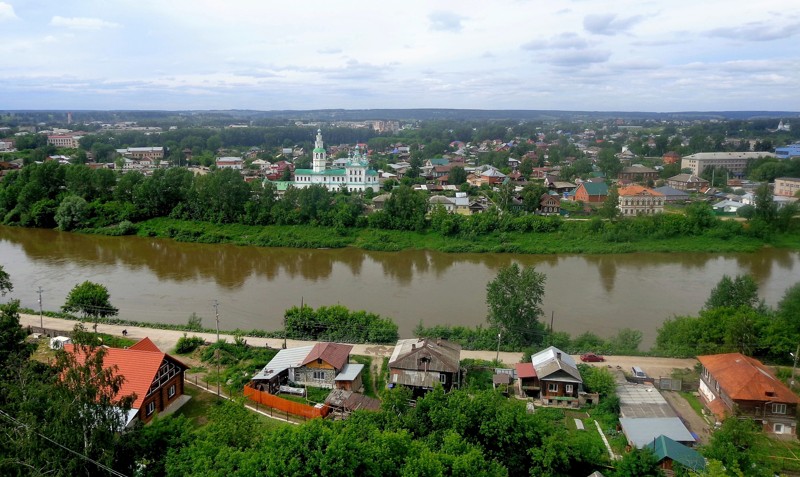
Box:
[584, 13, 644, 35]
[0, 2, 17, 22]
[428, 11, 465, 32]
[707, 20, 800, 41]
[50, 16, 120, 30]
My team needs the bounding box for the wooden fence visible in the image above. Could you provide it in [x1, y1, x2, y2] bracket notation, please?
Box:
[243, 385, 330, 420]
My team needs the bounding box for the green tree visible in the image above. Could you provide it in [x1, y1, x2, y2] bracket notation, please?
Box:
[486, 263, 546, 347]
[704, 274, 759, 310]
[614, 448, 663, 477]
[702, 418, 763, 476]
[579, 364, 616, 396]
[449, 165, 467, 185]
[752, 183, 777, 225]
[600, 187, 620, 220]
[54, 194, 89, 231]
[0, 264, 11, 297]
[62, 281, 119, 326]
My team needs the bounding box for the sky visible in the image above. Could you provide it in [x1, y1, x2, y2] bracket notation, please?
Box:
[1, 0, 799, 112]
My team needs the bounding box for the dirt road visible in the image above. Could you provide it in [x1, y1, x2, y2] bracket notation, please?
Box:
[19, 313, 698, 372]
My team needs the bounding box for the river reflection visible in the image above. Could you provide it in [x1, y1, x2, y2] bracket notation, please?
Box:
[2, 225, 798, 349]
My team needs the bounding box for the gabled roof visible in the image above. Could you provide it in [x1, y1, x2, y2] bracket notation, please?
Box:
[621, 165, 657, 173]
[647, 435, 706, 471]
[300, 342, 353, 370]
[698, 353, 800, 404]
[531, 346, 581, 382]
[64, 339, 189, 410]
[668, 173, 708, 183]
[578, 182, 608, 195]
[389, 338, 461, 373]
[619, 417, 695, 448]
[252, 345, 315, 381]
[653, 186, 688, 197]
[129, 337, 160, 352]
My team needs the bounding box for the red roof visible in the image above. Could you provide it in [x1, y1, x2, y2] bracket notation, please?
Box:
[515, 362, 537, 379]
[300, 342, 353, 370]
[64, 338, 188, 410]
[618, 185, 664, 197]
[699, 353, 800, 404]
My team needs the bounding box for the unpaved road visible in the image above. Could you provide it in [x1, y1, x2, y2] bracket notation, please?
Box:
[20, 313, 698, 372]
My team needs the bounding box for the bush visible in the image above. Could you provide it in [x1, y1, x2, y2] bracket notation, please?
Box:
[175, 334, 205, 354]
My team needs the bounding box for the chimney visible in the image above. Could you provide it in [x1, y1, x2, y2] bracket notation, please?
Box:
[556, 352, 562, 361]
[411, 343, 416, 350]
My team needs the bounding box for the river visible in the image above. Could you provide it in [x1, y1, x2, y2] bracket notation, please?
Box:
[1, 225, 798, 349]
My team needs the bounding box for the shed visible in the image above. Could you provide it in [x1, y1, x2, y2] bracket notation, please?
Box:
[646, 435, 705, 472]
[49, 336, 72, 350]
[334, 363, 364, 392]
[619, 417, 695, 449]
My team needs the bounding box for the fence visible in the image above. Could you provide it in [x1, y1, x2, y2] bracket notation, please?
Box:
[243, 385, 330, 420]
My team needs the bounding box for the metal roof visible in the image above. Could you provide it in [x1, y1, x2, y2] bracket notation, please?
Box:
[389, 338, 461, 373]
[647, 435, 705, 471]
[335, 363, 364, 382]
[252, 345, 314, 381]
[300, 342, 352, 370]
[619, 417, 695, 449]
[531, 347, 582, 382]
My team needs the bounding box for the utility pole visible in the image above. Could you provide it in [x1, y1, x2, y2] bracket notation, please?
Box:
[37, 286, 43, 331]
[496, 333, 501, 363]
[213, 300, 220, 397]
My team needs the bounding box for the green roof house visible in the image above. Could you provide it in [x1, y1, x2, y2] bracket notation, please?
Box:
[646, 435, 705, 473]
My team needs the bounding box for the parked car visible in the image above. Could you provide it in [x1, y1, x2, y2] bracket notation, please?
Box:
[580, 353, 605, 362]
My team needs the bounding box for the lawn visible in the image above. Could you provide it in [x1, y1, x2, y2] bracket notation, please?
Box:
[177, 383, 291, 430]
[679, 391, 706, 417]
[751, 433, 800, 474]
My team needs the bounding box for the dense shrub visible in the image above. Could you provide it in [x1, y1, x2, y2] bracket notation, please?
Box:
[175, 334, 206, 354]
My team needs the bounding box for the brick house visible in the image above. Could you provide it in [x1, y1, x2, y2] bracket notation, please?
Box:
[572, 182, 609, 203]
[617, 185, 664, 216]
[618, 165, 659, 184]
[293, 342, 353, 389]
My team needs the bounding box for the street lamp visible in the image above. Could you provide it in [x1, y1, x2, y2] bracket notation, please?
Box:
[496, 333, 501, 364]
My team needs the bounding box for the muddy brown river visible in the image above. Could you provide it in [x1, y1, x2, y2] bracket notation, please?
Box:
[1, 225, 798, 349]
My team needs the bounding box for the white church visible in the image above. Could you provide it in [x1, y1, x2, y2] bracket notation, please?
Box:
[293, 129, 380, 193]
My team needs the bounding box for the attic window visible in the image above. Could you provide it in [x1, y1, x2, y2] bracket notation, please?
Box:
[765, 390, 775, 397]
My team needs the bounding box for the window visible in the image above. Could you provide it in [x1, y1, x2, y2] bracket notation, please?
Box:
[773, 403, 787, 414]
[440, 373, 447, 383]
[168, 384, 176, 398]
[312, 370, 325, 380]
[146, 401, 155, 416]
[565, 384, 573, 393]
[548, 383, 558, 392]
[774, 423, 785, 434]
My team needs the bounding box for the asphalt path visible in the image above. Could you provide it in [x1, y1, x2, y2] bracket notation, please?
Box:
[20, 313, 698, 373]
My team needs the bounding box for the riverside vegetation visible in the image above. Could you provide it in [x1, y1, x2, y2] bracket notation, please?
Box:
[0, 162, 798, 255]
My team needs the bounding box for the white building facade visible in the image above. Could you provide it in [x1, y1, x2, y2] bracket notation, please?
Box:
[293, 129, 380, 193]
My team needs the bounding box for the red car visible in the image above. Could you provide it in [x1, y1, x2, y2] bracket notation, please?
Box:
[580, 353, 605, 362]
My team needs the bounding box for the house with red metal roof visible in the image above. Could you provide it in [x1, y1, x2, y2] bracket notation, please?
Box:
[64, 337, 190, 426]
[698, 353, 800, 436]
[294, 342, 354, 389]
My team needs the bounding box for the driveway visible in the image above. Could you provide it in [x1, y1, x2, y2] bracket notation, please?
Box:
[661, 390, 712, 445]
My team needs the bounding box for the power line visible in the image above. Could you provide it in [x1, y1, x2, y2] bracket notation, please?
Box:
[0, 409, 128, 477]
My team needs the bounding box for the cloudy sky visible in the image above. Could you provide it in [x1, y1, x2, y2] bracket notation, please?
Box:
[1, 0, 798, 112]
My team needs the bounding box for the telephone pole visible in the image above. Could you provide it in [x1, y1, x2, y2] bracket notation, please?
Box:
[496, 333, 501, 363]
[37, 287, 43, 331]
[213, 300, 220, 397]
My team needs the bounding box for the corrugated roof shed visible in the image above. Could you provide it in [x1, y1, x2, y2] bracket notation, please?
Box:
[619, 417, 695, 449]
[515, 362, 537, 379]
[335, 363, 364, 382]
[252, 345, 314, 381]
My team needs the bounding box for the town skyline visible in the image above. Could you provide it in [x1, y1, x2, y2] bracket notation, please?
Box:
[1, 0, 799, 112]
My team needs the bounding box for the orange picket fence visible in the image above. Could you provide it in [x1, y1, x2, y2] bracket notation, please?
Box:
[243, 385, 330, 419]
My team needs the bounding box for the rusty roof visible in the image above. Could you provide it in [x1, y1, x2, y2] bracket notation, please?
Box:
[618, 185, 663, 197]
[300, 342, 353, 370]
[515, 362, 537, 379]
[64, 341, 189, 410]
[698, 353, 800, 404]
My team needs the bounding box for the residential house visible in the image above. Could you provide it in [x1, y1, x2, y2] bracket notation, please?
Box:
[429, 195, 456, 213]
[618, 165, 659, 184]
[63, 337, 189, 426]
[653, 185, 689, 203]
[544, 175, 576, 195]
[617, 185, 664, 216]
[645, 435, 706, 474]
[293, 342, 353, 389]
[698, 353, 800, 436]
[539, 193, 561, 215]
[529, 346, 583, 406]
[571, 182, 608, 203]
[388, 338, 461, 397]
[251, 342, 356, 392]
[216, 156, 244, 170]
[667, 173, 709, 192]
[452, 192, 471, 215]
[775, 177, 800, 198]
[711, 199, 744, 214]
[371, 193, 391, 211]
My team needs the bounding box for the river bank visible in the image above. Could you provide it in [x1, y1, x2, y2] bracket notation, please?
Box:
[18, 313, 698, 376]
[110, 217, 800, 255]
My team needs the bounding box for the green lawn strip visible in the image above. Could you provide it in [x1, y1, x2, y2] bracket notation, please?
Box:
[678, 391, 706, 418]
[750, 435, 800, 474]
